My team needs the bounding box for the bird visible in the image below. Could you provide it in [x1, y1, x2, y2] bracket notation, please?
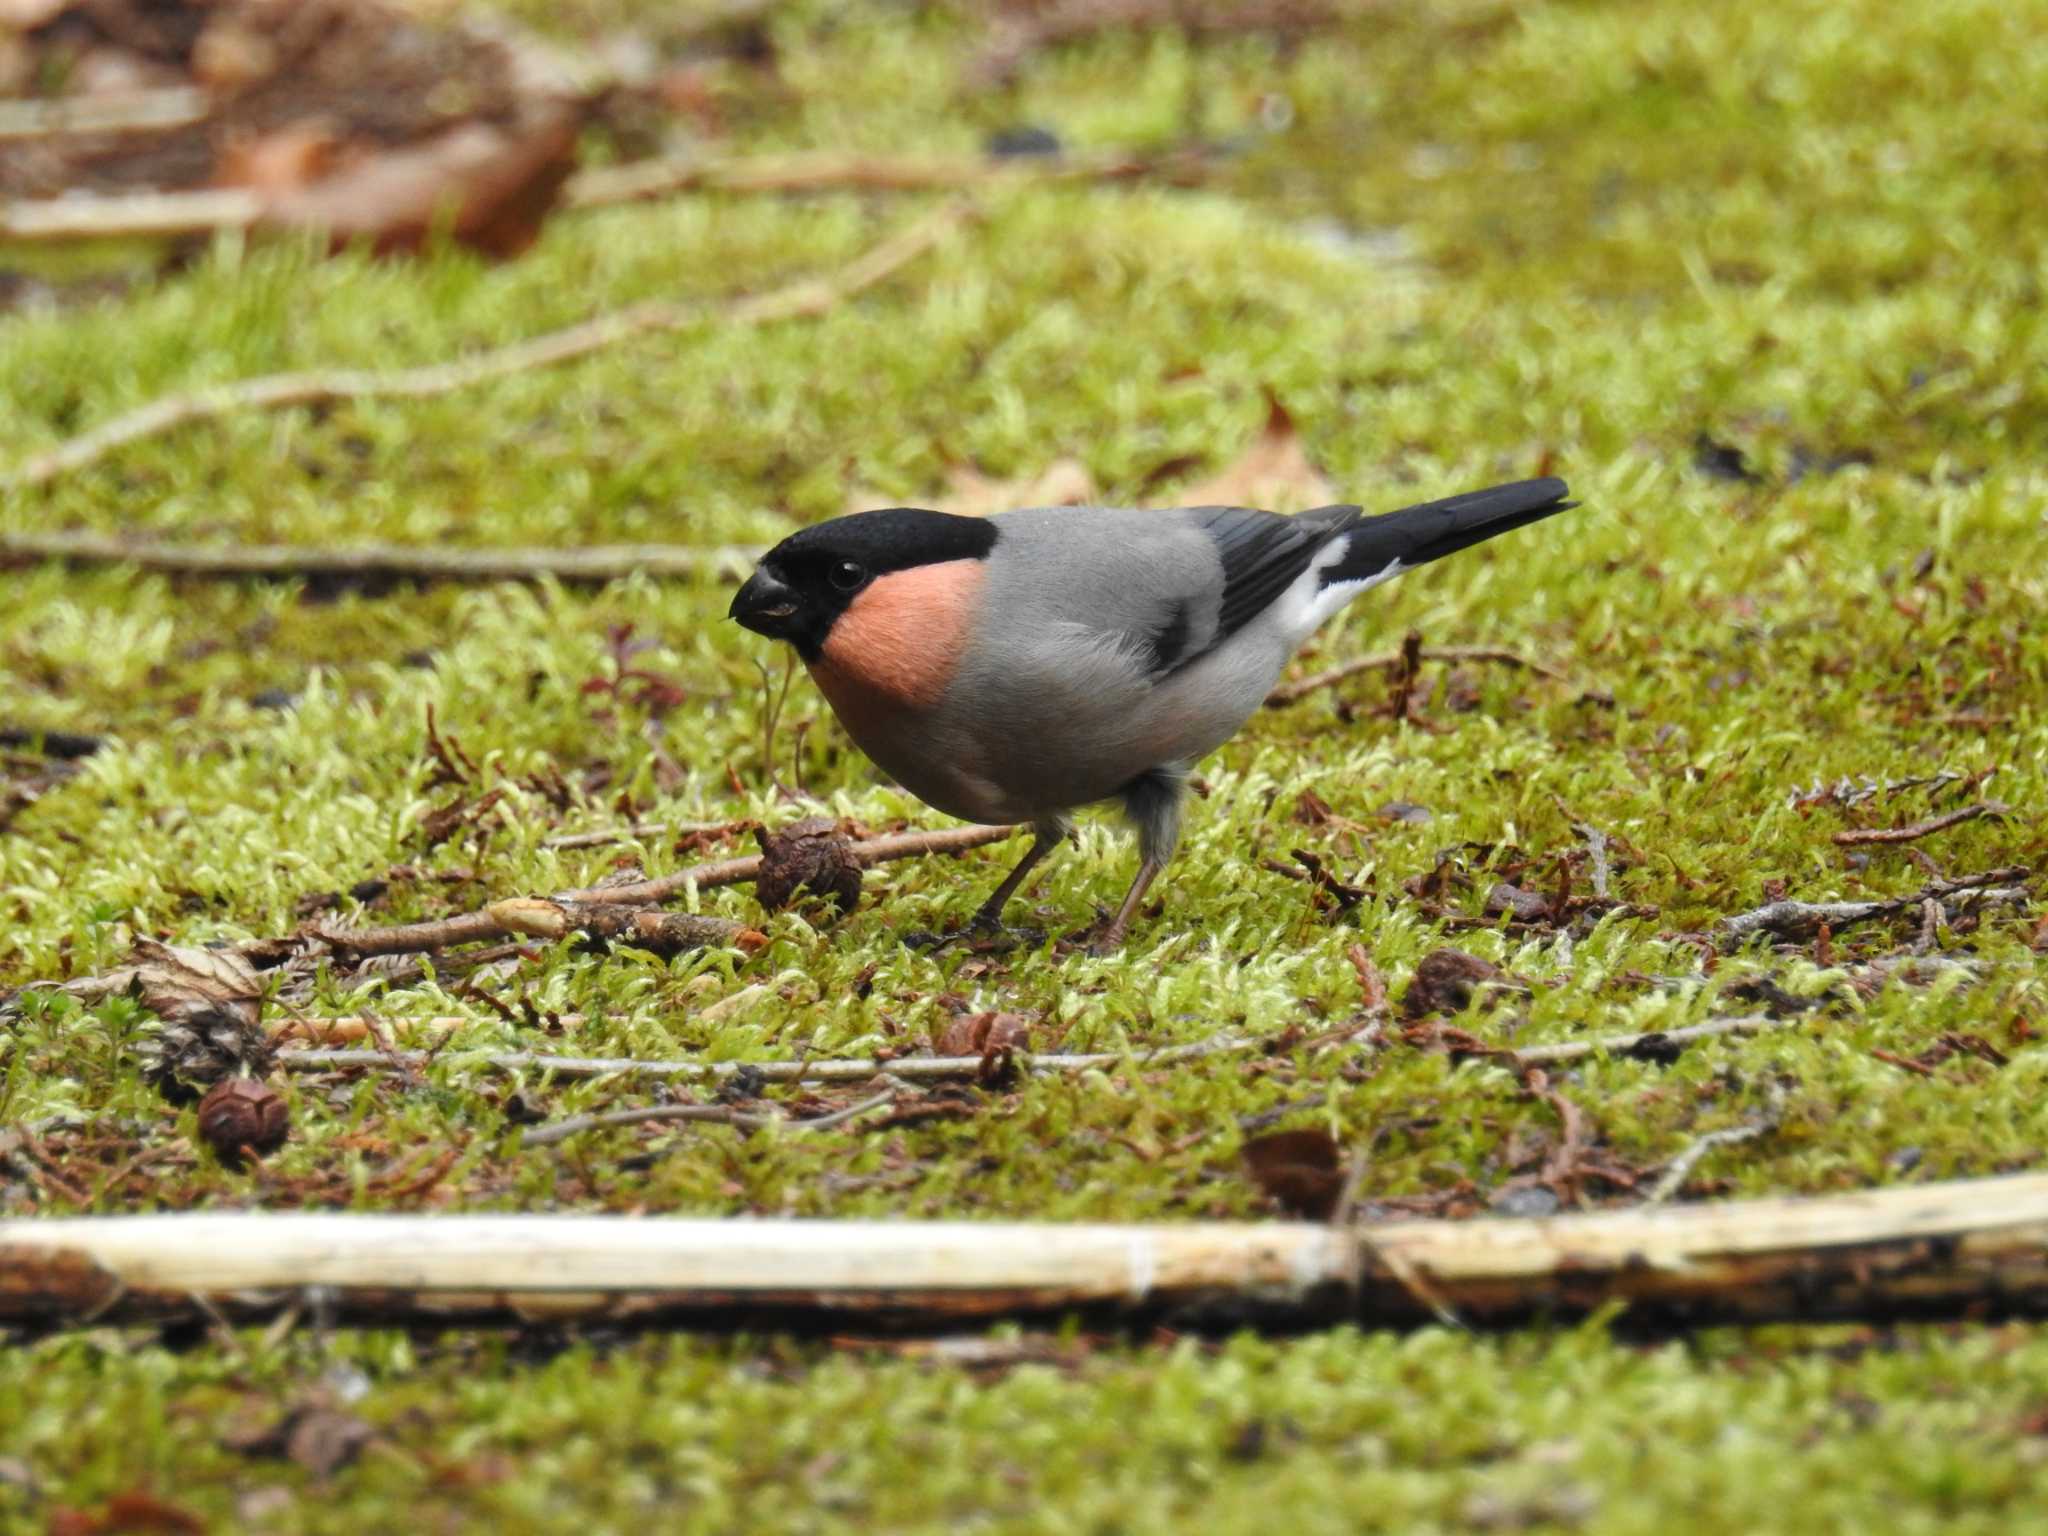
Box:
[730, 476, 1575, 949]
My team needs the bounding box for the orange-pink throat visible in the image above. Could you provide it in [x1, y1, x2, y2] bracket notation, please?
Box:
[807, 558, 986, 722]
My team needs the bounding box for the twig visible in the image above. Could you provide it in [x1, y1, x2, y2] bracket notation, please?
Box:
[550, 823, 1018, 904]
[1645, 1084, 1787, 1205]
[0, 532, 762, 584]
[1719, 867, 2032, 943]
[1576, 822, 1612, 900]
[0, 87, 209, 140]
[276, 1035, 1252, 1084]
[1646, 1123, 1770, 1205]
[268, 1011, 590, 1045]
[540, 820, 741, 851]
[523, 1088, 897, 1149]
[0, 146, 1186, 246]
[1, 201, 968, 492]
[565, 147, 1189, 209]
[12, 1171, 2048, 1330]
[1265, 644, 1567, 706]
[1504, 1015, 1773, 1069]
[1832, 802, 2005, 847]
[296, 824, 1014, 959]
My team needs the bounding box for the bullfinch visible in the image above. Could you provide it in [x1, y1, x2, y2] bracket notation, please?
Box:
[730, 476, 1574, 948]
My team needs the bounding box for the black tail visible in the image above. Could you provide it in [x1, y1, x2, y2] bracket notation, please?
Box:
[1319, 477, 1575, 584]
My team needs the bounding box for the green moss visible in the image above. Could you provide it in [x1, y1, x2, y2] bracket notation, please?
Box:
[3, 0, 2046, 1526]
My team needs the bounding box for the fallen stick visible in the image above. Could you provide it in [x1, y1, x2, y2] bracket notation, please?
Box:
[0, 147, 1181, 246]
[275, 1035, 1252, 1083]
[8, 1172, 2047, 1329]
[1265, 644, 1567, 706]
[0, 87, 209, 141]
[0, 532, 761, 585]
[1, 200, 967, 492]
[552, 823, 1017, 905]
[1719, 866, 2033, 943]
[308, 823, 1016, 959]
[565, 147, 1184, 209]
[1504, 1014, 1771, 1069]
[1832, 802, 2005, 847]
[524, 1088, 899, 1148]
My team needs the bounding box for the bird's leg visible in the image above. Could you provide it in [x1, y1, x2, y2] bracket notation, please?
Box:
[1090, 857, 1164, 953]
[970, 821, 1068, 932]
[1089, 762, 1187, 953]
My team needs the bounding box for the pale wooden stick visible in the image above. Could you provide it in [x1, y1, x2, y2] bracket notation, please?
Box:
[1, 202, 967, 491]
[7, 1173, 2047, 1328]
[1265, 643, 1567, 705]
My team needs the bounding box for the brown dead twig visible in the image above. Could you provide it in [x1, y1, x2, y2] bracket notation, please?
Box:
[1719, 866, 2033, 944]
[1831, 801, 2006, 847]
[1265, 644, 1568, 706]
[0, 146, 1199, 247]
[304, 823, 1016, 961]
[0, 201, 969, 494]
[523, 1088, 900, 1149]
[0, 532, 762, 585]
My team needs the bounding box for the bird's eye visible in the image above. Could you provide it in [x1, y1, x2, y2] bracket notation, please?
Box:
[829, 560, 867, 592]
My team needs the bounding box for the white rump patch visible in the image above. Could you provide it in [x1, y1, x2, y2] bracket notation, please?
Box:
[1271, 538, 1407, 642]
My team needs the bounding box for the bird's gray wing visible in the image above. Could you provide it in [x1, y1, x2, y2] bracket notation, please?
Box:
[985, 503, 1359, 679]
[1188, 504, 1357, 664]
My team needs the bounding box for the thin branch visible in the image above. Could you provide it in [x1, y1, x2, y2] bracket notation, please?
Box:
[1644, 1122, 1773, 1206]
[550, 823, 1018, 905]
[275, 1035, 1253, 1083]
[1832, 802, 2005, 847]
[0, 147, 1195, 245]
[0, 532, 761, 584]
[1265, 644, 1567, 706]
[0, 87, 209, 141]
[1719, 866, 2033, 943]
[564, 147, 1190, 209]
[523, 1088, 898, 1149]
[1505, 1015, 1773, 1069]
[1, 201, 969, 492]
[299, 824, 1015, 959]
[540, 820, 742, 851]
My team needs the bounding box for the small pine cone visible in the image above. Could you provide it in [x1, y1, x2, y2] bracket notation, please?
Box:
[196, 1077, 290, 1161]
[124, 939, 273, 1099]
[140, 1003, 275, 1099]
[753, 817, 862, 917]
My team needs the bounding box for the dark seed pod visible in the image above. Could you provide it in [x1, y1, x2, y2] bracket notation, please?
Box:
[1401, 948, 1508, 1020]
[196, 1077, 290, 1161]
[753, 817, 862, 917]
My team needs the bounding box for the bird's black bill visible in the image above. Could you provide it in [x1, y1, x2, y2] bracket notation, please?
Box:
[729, 570, 800, 639]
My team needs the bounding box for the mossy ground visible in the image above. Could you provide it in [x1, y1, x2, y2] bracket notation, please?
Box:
[3, 0, 2046, 1529]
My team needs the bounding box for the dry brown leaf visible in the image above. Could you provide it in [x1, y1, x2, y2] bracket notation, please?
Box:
[1175, 394, 1337, 510]
[228, 105, 582, 258]
[1241, 1128, 1343, 1219]
[934, 1010, 1032, 1057]
[846, 458, 1098, 518]
[126, 939, 263, 1029]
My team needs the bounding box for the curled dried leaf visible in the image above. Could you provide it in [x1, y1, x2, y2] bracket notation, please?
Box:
[1241, 1128, 1343, 1219]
